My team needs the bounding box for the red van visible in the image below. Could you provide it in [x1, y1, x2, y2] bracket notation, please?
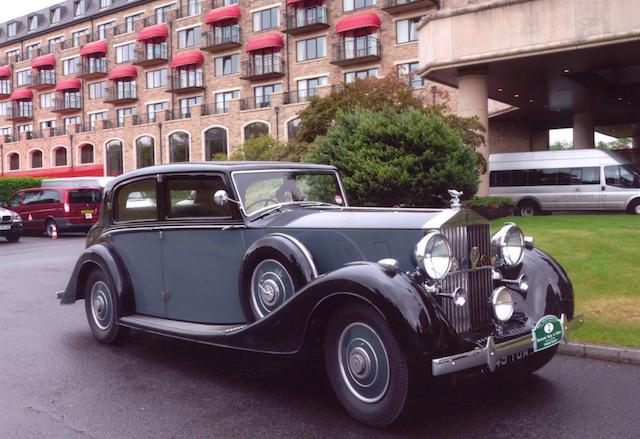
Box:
[5, 187, 101, 237]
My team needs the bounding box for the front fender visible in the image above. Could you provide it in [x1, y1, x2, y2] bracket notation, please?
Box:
[60, 243, 135, 316]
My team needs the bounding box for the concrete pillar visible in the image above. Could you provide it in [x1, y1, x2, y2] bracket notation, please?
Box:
[457, 70, 489, 196]
[573, 112, 595, 149]
[632, 135, 640, 149]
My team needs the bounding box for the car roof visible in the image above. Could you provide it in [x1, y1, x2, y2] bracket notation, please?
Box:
[106, 162, 338, 189]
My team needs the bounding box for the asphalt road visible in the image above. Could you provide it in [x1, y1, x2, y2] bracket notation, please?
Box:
[1, 236, 639, 438]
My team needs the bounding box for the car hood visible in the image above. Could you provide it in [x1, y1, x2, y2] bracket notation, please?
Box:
[0, 207, 14, 216]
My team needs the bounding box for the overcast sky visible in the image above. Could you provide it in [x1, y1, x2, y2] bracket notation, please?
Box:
[0, 0, 61, 23]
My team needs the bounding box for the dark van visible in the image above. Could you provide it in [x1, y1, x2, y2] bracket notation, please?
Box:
[4, 187, 101, 237]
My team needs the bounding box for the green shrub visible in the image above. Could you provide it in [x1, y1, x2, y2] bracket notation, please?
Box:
[0, 177, 43, 204]
[464, 196, 515, 220]
[306, 107, 480, 207]
[230, 135, 311, 162]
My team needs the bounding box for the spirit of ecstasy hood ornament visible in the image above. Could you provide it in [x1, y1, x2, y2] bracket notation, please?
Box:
[448, 189, 463, 210]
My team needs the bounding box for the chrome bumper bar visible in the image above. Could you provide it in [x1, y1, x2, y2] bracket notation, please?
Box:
[431, 314, 584, 376]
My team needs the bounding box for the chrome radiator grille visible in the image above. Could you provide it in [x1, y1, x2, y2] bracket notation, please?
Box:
[439, 224, 493, 333]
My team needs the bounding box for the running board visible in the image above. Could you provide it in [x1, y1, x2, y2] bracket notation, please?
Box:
[119, 315, 246, 338]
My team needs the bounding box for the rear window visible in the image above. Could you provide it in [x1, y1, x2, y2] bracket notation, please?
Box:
[115, 179, 158, 222]
[68, 189, 102, 204]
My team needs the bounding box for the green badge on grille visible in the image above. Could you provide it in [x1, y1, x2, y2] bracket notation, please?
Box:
[532, 315, 564, 352]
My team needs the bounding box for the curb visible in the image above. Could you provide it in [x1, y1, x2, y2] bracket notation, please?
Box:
[558, 342, 640, 366]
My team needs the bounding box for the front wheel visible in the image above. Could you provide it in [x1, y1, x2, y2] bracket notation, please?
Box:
[84, 269, 129, 344]
[628, 199, 640, 215]
[5, 233, 20, 242]
[324, 303, 409, 428]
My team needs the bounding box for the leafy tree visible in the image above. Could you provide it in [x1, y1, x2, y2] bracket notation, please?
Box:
[306, 107, 480, 207]
[597, 137, 632, 150]
[550, 139, 573, 150]
[230, 135, 310, 162]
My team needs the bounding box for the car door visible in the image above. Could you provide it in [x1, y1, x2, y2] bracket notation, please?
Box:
[602, 165, 637, 210]
[21, 190, 44, 231]
[556, 167, 603, 210]
[108, 177, 165, 318]
[160, 174, 248, 324]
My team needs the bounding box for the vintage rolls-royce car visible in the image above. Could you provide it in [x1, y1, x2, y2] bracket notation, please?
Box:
[59, 163, 582, 427]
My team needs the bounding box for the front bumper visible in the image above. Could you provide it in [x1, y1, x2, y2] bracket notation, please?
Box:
[0, 222, 23, 236]
[431, 313, 584, 376]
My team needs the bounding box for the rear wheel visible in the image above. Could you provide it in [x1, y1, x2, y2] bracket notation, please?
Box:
[324, 303, 409, 428]
[84, 269, 129, 345]
[5, 233, 20, 242]
[518, 200, 539, 217]
[44, 219, 59, 238]
[628, 199, 640, 215]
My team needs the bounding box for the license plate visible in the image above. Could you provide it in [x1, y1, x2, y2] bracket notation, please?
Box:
[532, 315, 564, 352]
[496, 348, 533, 368]
[0, 224, 10, 230]
[81, 209, 93, 214]
[84, 213, 93, 220]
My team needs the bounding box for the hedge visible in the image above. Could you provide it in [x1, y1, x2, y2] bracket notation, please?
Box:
[0, 177, 43, 204]
[463, 196, 516, 220]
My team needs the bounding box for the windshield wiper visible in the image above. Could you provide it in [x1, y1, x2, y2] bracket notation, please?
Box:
[248, 204, 285, 222]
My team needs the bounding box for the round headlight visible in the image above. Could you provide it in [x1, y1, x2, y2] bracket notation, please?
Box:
[491, 223, 525, 267]
[490, 287, 514, 322]
[415, 231, 452, 280]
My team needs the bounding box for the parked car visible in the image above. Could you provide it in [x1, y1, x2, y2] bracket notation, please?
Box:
[0, 206, 23, 242]
[41, 177, 113, 189]
[58, 163, 582, 427]
[5, 187, 102, 237]
[489, 149, 640, 215]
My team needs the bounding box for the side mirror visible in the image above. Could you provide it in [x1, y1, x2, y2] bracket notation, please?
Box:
[213, 190, 239, 206]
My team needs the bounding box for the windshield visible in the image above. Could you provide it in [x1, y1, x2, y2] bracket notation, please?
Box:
[233, 170, 346, 216]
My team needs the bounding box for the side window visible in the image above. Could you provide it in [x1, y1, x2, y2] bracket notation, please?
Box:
[166, 176, 233, 219]
[8, 193, 21, 208]
[41, 190, 61, 203]
[115, 179, 158, 222]
[512, 170, 527, 186]
[529, 169, 556, 186]
[604, 166, 621, 186]
[23, 191, 43, 205]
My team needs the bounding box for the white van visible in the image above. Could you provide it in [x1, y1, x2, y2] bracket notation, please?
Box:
[41, 177, 113, 189]
[489, 149, 640, 215]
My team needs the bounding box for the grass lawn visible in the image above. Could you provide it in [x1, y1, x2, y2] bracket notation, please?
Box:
[491, 215, 640, 348]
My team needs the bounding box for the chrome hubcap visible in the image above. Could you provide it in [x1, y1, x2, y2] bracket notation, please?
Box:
[338, 322, 390, 403]
[250, 259, 294, 318]
[259, 279, 279, 306]
[90, 281, 113, 331]
[635, 205, 640, 214]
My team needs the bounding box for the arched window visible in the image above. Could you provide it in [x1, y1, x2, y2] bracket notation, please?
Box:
[54, 147, 67, 167]
[31, 150, 43, 169]
[79, 144, 94, 164]
[136, 136, 155, 169]
[169, 131, 189, 163]
[8, 153, 19, 171]
[204, 127, 228, 160]
[287, 118, 301, 141]
[106, 140, 124, 176]
[243, 122, 269, 141]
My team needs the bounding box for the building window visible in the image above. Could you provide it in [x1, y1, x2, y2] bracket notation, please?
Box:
[79, 144, 94, 164]
[116, 43, 136, 64]
[89, 81, 107, 100]
[64, 116, 80, 130]
[48, 36, 64, 53]
[169, 132, 190, 163]
[31, 150, 43, 169]
[16, 70, 31, 87]
[147, 102, 168, 121]
[296, 36, 326, 62]
[396, 17, 420, 44]
[89, 112, 107, 130]
[50, 8, 61, 24]
[297, 76, 327, 101]
[254, 83, 281, 108]
[215, 90, 239, 113]
[40, 93, 54, 109]
[126, 13, 144, 33]
[0, 102, 7, 116]
[178, 27, 201, 49]
[179, 96, 202, 117]
[19, 124, 33, 134]
[74, 1, 85, 17]
[287, 118, 301, 140]
[28, 16, 38, 32]
[204, 127, 228, 160]
[6, 49, 20, 63]
[26, 43, 41, 60]
[54, 147, 67, 167]
[215, 54, 239, 77]
[117, 107, 136, 126]
[100, 0, 112, 9]
[244, 122, 269, 140]
[146, 68, 168, 89]
[72, 30, 88, 48]
[63, 58, 79, 76]
[136, 136, 155, 169]
[185, 0, 202, 16]
[343, 0, 375, 12]
[40, 120, 56, 130]
[9, 153, 19, 171]
[106, 139, 123, 176]
[252, 7, 280, 32]
[8, 23, 17, 38]
[345, 68, 379, 83]
[176, 66, 203, 88]
[397, 62, 424, 89]
[98, 21, 116, 40]
[155, 4, 176, 24]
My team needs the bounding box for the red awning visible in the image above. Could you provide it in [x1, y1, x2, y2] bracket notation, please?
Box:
[32, 54, 56, 69]
[55, 78, 82, 92]
[205, 5, 241, 25]
[108, 65, 138, 80]
[246, 33, 284, 52]
[137, 24, 169, 42]
[336, 12, 381, 34]
[0, 65, 11, 78]
[80, 40, 108, 57]
[1, 164, 104, 178]
[10, 88, 33, 100]
[170, 51, 204, 69]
